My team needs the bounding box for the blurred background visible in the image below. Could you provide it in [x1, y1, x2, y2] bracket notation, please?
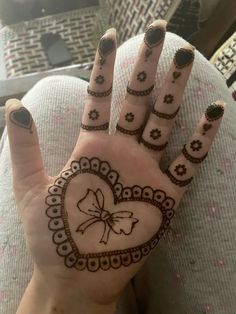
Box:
[0, 0, 235, 135]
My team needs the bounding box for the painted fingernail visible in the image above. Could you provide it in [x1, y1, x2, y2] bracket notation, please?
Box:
[174, 47, 195, 69]
[144, 23, 166, 48]
[205, 102, 225, 122]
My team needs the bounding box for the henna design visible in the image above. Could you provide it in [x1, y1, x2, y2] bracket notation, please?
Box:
[95, 75, 105, 85]
[202, 123, 212, 135]
[9, 107, 33, 133]
[87, 86, 112, 97]
[165, 168, 193, 187]
[150, 128, 161, 140]
[174, 48, 194, 69]
[182, 145, 208, 164]
[190, 140, 202, 152]
[205, 103, 224, 122]
[76, 189, 139, 244]
[152, 106, 180, 120]
[81, 122, 109, 131]
[88, 109, 99, 121]
[140, 138, 168, 151]
[163, 94, 174, 104]
[172, 71, 181, 83]
[144, 26, 165, 61]
[98, 37, 115, 69]
[127, 85, 154, 96]
[125, 112, 135, 123]
[174, 164, 187, 176]
[46, 157, 176, 271]
[116, 124, 144, 135]
[137, 71, 147, 82]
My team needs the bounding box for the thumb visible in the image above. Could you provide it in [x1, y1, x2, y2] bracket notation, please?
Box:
[5, 99, 47, 193]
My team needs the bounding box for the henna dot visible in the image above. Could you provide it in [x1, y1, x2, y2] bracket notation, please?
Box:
[145, 192, 149, 196]
[54, 221, 59, 225]
[53, 208, 57, 213]
[52, 198, 57, 202]
[58, 180, 62, 184]
[58, 233, 62, 238]
[90, 261, 96, 267]
[102, 260, 107, 265]
[54, 188, 58, 192]
[113, 258, 118, 263]
[134, 254, 139, 258]
[135, 191, 139, 195]
[65, 172, 69, 175]
[62, 245, 67, 250]
[102, 167, 106, 171]
[166, 201, 170, 207]
[69, 257, 74, 262]
[78, 261, 83, 266]
[123, 257, 128, 262]
[83, 163, 87, 167]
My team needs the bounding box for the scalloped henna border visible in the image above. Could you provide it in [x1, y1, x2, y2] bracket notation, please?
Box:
[45, 157, 175, 271]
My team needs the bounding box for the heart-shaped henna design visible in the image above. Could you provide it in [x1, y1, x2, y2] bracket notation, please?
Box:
[46, 157, 175, 272]
[203, 123, 212, 134]
[10, 107, 33, 131]
[174, 48, 194, 69]
[172, 71, 181, 83]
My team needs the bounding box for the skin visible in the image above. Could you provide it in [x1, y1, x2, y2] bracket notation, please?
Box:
[4, 20, 225, 314]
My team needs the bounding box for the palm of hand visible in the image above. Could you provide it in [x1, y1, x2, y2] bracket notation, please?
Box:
[21, 132, 177, 303]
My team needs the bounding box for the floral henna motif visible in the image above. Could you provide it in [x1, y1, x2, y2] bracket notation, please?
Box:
[88, 109, 99, 121]
[150, 128, 162, 140]
[45, 157, 176, 271]
[174, 164, 187, 176]
[190, 140, 202, 152]
[137, 71, 147, 82]
[163, 94, 174, 104]
[125, 112, 135, 122]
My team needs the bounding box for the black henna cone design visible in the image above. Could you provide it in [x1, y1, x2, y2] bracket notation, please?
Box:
[87, 86, 112, 97]
[182, 145, 208, 164]
[45, 157, 176, 271]
[205, 103, 224, 122]
[165, 168, 193, 187]
[116, 124, 144, 136]
[174, 48, 194, 69]
[10, 107, 33, 133]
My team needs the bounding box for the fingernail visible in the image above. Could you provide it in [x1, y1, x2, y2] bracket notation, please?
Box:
[205, 101, 225, 122]
[105, 28, 116, 35]
[144, 22, 166, 48]
[174, 46, 195, 69]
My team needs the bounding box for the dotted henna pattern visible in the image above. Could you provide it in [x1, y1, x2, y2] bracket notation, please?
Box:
[127, 85, 154, 96]
[45, 157, 175, 272]
[81, 122, 109, 131]
[152, 107, 180, 120]
[87, 86, 112, 98]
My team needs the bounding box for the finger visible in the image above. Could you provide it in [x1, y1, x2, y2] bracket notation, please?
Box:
[116, 20, 167, 138]
[5, 99, 46, 187]
[140, 44, 195, 159]
[80, 28, 117, 133]
[165, 101, 225, 195]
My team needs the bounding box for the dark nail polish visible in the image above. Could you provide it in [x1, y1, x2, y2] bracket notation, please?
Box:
[205, 103, 224, 122]
[174, 48, 194, 69]
[10, 107, 33, 130]
[98, 37, 115, 57]
[144, 26, 165, 48]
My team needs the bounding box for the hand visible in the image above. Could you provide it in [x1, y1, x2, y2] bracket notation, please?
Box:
[5, 20, 225, 313]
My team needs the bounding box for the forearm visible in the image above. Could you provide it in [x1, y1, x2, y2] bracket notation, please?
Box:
[17, 271, 117, 314]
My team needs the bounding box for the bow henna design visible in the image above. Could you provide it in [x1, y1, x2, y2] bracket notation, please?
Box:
[76, 189, 139, 244]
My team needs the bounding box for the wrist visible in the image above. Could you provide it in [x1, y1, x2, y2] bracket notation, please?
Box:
[17, 268, 117, 314]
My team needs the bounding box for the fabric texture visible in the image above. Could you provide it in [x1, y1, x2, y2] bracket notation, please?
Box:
[0, 32, 235, 314]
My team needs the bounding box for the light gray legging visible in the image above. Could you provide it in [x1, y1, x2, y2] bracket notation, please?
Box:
[0, 32, 235, 314]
